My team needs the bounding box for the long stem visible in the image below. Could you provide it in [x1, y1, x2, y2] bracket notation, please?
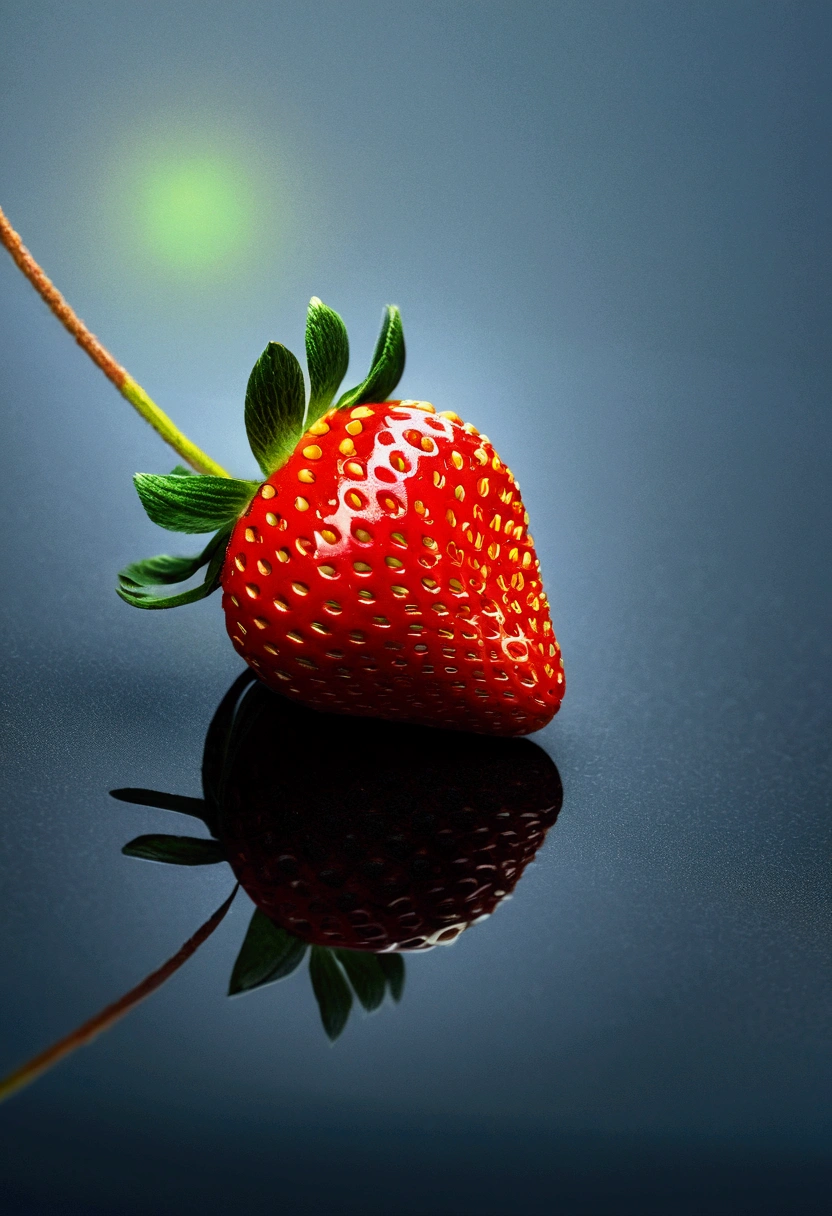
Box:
[0, 885, 238, 1104]
[0, 204, 230, 478]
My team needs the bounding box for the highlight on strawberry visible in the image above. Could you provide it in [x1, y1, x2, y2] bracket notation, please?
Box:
[0, 672, 563, 1101]
[1, 206, 565, 736]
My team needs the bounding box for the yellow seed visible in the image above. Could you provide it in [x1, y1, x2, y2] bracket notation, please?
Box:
[422, 577, 438, 590]
[478, 477, 489, 497]
[390, 585, 408, 597]
[245, 527, 258, 543]
[391, 532, 407, 547]
[357, 589, 374, 601]
[325, 600, 342, 613]
[292, 582, 309, 596]
[491, 455, 502, 471]
[287, 630, 304, 644]
[504, 519, 515, 535]
[295, 497, 309, 511]
[234, 554, 246, 571]
[230, 596, 239, 607]
[273, 597, 289, 612]
[277, 548, 290, 563]
[412, 401, 435, 412]
[263, 643, 279, 655]
[446, 509, 457, 526]
[236, 622, 247, 635]
[351, 527, 370, 544]
[345, 461, 365, 477]
[513, 525, 523, 540]
[451, 451, 464, 470]
[347, 492, 363, 508]
[509, 547, 519, 562]
[488, 543, 500, 560]
[454, 485, 465, 501]
[308, 419, 330, 435]
[298, 469, 316, 484]
[373, 615, 390, 626]
[257, 559, 272, 576]
[345, 419, 363, 436]
[311, 622, 331, 635]
[433, 471, 446, 488]
[391, 454, 407, 472]
[474, 448, 488, 465]
[246, 583, 260, 598]
[302, 445, 322, 460]
[543, 620, 552, 634]
[449, 578, 464, 593]
[350, 406, 375, 419]
[353, 561, 372, 573]
[420, 436, 435, 451]
[474, 532, 484, 550]
[414, 500, 426, 515]
[432, 603, 449, 615]
[274, 669, 290, 681]
[265, 512, 279, 527]
[319, 528, 338, 545]
[385, 556, 403, 569]
[422, 536, 438, 550]
[522, 551, 532, 569]
[349, 631, 365, 643]
[261, 484, 276, 499]
[339, 438, 356, 456]
[254, 617, 269, 630]
[318, 564, 337, 578]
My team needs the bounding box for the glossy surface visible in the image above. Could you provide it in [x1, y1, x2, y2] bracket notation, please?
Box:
[222, 402, 564, 733]
[1, 4, 830, 1214]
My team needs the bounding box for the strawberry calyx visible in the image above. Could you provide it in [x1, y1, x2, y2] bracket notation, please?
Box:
[118, 299, 405, 610]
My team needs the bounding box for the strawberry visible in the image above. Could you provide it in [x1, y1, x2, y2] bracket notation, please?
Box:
[215, 677, 564, 952]
[117, 298, 565, 734]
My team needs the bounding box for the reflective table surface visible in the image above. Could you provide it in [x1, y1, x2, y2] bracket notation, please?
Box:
[1, 4, 830, 1213]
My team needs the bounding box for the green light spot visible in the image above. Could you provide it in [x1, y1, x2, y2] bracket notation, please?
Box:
[140, 157, 251, 270]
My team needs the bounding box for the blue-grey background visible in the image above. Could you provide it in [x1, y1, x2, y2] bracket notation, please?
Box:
[1, 3, 830, 1213]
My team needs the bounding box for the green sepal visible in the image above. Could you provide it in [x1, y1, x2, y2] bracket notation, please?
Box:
[169, 464, 199, 477]
[245, 342, 306, 476]
[336, 305, 405, 411]
[121, 834, 226, 865]
[228, 909, 308, 996]
[309, 946, 353, 1041]
[117, 531, 224, 589]
[133, 474, 258, 534]
[116, 527, 229, 610]
[334, 949, 387, 1012]
[377, 952, 405, 1002]
[110, 788, 210, 824]
[305, 297, 350, 425]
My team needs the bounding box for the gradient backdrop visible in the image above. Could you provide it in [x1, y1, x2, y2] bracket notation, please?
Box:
[0, 3, 830, 1213]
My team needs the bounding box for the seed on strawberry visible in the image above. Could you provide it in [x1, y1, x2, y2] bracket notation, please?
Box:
[117, 297, 565, 735]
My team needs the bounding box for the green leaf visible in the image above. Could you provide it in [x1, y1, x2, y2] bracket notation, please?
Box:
[110, 789, 210, 822]
[169, 464, 199, 476]
[334, 950, 387, 1012]
[117, 531, 224, 588]
[245, 342, 306, 476]
[336, 305, 405, 411]
[377, 952, 406, 1002]
[116, 527, 229, 610]
[309, 947, 353, 1041]
[121, 834, 226, 865]
[305, 297, 349, 425]
[133, 474, 258, 534]
[228, 910, 308, 996]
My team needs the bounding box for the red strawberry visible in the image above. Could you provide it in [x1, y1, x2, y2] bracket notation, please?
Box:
[119, 298, 565, 735]
[216, 680, 563, 951]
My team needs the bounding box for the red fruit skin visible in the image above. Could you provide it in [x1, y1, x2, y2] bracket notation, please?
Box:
[221, 401, 564, 735]
[217, 689, 563, 952]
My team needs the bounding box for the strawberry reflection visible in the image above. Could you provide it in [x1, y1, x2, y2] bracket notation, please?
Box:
[0, 673, 562, 1102]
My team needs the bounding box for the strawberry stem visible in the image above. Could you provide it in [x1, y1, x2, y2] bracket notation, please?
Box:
[0, 884, 238, 1105]
[0, 204, 231, 478]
